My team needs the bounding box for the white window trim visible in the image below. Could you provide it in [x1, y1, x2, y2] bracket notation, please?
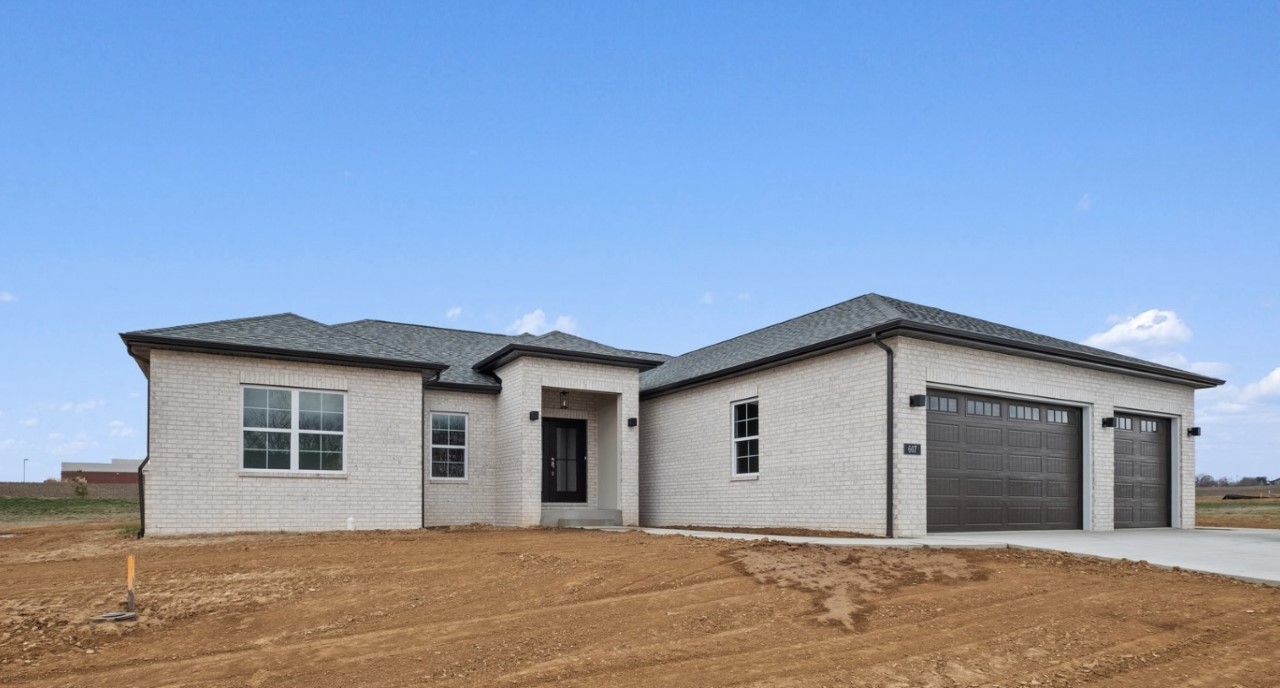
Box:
[240, 385, 347, 474]
[428, 411, 469, 482]
[731, 397, 759, 478]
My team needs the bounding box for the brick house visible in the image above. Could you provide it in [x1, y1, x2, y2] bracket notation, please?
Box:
[121, 294, 1222, 537]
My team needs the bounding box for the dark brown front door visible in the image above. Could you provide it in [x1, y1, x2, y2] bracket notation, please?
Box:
[927, 391, 1082, 532]
[1114, 414, 1171, 528]
[542, 418, 587, 503]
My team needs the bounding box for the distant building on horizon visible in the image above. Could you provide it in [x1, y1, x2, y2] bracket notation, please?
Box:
[61, 458, 143, 484]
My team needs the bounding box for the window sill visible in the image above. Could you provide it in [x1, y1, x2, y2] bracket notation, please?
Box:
[428, 477, 469, 484]
[730, 473, 760, 482]
[239, 470, 348, 479]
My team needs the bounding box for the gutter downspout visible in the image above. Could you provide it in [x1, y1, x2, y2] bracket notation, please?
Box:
[872, 332, 894, 538]
[136, 376, 151, 538]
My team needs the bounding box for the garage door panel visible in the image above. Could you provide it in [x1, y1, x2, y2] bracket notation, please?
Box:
[1045, 481, 1073, 498]
[965, 452, 1002, 471]
[966, 426, 1003, 446]
[1045, 457, 1074, 474]
[927, 391, 1082, 533]
[1114, 414, 1170, 528]
[928, 450, 960, 469]
[1008, 430, 1041, 448]
[965, 478, 1004, 496]
[929, 476, 960, 496]
[928, 423, 960, 443]
[1045, 433, 1075, 452]
[1008, 455, 1042, 472]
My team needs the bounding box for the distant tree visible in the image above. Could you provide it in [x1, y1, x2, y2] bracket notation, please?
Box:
[1196, 474, 1227, 487]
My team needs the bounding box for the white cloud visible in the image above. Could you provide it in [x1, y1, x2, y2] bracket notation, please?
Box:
[0, 291, 16, 302]
[508, 309, 579, 335]
[552, 315, 577, 333]
[1084, 309, 1191, 352]
[1240, 367, 1280, 402]
[47, 433, 63, 440]
[700, 292, 715, 305]
[128, 392, 141, 398]
[59, 399, 104, 413]
[1075, 193, 1093, 212]
[20, 418, 38, 428]
[1149, 352, 1230, 378]
[736, 293, 752, 301]
[0, 439, 14, 449]
[445, 306, 462, 320]
[108, 420, 135, 438]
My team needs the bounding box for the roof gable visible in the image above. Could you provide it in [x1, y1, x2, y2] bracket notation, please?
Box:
[639, 293, 1224, 395]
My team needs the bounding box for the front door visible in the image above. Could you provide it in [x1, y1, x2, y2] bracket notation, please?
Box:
[542, 418, 587, 503]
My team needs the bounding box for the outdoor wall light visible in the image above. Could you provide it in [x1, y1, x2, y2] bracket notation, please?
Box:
[908, 394, 927, 408]
[1101, 417, 1116, 428]
[529, 411, 539, 421]
[627, 417, 638, 427]
[1188, 426, 1202, 437]
[559, 390, 568, 409]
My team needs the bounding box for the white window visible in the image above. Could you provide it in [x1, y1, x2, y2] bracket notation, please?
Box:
[430, 412, 468, 479]
[242, 387, 345, 471]
[732, 398, 759, 475]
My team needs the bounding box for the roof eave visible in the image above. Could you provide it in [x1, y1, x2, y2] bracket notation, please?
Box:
[474, 344, 664, 372]
[640, 321, 1224, 399]
[120, 333, 449, 374]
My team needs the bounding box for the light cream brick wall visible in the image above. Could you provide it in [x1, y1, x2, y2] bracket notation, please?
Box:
[423, 390, 499, 526]
[145, 349, 423, 534]
[640, 337, 1199, 538]
[893, 337, 1197, 537]
[640, 346, 888, 534]
[494, 357, 641, 526]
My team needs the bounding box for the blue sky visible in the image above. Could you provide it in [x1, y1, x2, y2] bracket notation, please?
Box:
[1, 1, 1277, 482]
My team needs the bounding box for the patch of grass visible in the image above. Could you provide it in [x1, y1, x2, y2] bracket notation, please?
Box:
[1196, 498, 1280, 529]
[0, 497, 138, 522]
[119, 522, 142, 538]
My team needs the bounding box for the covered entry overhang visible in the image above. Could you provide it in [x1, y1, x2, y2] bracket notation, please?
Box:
[480, 344, 658, 528]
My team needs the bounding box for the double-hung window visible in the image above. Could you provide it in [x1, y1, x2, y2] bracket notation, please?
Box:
[430, 412, 468, 479]
[242, 387, 345, 471]
[732, 398, 759, 475]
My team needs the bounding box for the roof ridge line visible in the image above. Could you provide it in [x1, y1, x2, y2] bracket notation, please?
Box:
[335, 318, 518, 339]
[124, 312, 306, 336]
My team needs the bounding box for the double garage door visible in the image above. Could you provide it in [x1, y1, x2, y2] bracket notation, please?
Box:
[926, 391, 1170, 532]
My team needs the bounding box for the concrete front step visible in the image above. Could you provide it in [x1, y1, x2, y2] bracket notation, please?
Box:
[541, 508, 622, 527]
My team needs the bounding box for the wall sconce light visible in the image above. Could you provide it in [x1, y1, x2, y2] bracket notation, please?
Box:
[1101, 417, 1116, 428]
[627, 417, 638, 427]
[908, 394, 927, 408]
[1187, 426, 1202, 437]
[559, 390, 568, 409]
[529, 411, 540, 421]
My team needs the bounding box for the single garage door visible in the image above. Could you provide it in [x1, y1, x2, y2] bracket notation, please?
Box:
[1113, 414, 1171, 528]
[927, 391, 1082, 532]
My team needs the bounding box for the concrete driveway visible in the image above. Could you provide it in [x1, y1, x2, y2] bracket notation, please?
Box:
[635, 526, 1280, 585]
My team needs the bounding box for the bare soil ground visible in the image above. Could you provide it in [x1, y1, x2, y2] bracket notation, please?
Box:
[3, 521, 1279, 687]
[1196, 486, 1280, 529]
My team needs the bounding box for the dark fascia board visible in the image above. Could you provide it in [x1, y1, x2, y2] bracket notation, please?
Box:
[424, 380, 503, 394]
[639, 320, 1225, 400]
[121, 334, 449, 375]
[473, 344, 664, 373]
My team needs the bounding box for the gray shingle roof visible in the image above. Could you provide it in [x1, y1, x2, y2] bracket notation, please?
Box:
[122, 313, 438, 369]
[332, 322, 668, 388]
[331, 320, 514, 389]
[639, 293, 1224, 394]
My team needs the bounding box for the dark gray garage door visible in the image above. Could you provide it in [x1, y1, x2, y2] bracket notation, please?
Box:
[927, 391, 1082, 533]
[1113, 414, 1171, 528]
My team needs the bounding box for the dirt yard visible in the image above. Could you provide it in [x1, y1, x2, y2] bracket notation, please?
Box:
[3, 522, 1279, 687]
